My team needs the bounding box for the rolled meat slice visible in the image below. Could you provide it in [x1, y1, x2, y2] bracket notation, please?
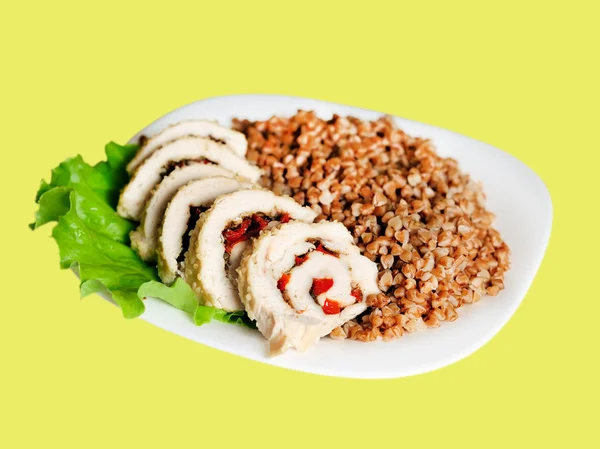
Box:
[157, 176, 254, 285]
[127, 119, 248, 173]
[118, 137, 261, 220]
[184, 189, 317, 312]
[130, 164, 236, 262]
[237, 221, 380, 356]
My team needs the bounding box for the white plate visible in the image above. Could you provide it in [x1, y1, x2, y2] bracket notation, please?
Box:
[124, 94, 552, 379]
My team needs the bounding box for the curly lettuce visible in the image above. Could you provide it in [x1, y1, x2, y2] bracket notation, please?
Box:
[138, 280, 256, 328]
[31, 142, 253, 328]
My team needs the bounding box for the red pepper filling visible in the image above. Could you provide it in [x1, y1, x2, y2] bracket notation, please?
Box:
[281, 242, 347, 315]
[350, 287, 363, 302]
[223, 214, 271, 253]
[292, 241, 337, 268]
[280, 213, 291, 223]
[315, 242, 337, 257]
[311, 278, 334, 296]
[322, 299, 341, 315]
[277, 273, 290, 292]
[295, 254, 309, 266]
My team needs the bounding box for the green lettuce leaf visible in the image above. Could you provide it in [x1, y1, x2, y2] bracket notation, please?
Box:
[32, 185, 134, 242]
[31, 142, 152, 318]
[138, 278, 198, 315]
[31, 142, 138, 242]
[34, 142, 138, 207]
[31, 141, 255, 327]
[138, 280, 256, 328]
[53, 191, 157, 318]
[30, 186, 71, 229]
[194, 305, 256, 328]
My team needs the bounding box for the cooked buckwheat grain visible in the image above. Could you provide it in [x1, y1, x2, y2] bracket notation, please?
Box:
[233, 111, 510, 342]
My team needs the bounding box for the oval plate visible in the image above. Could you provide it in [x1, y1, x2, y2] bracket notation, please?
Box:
[124, 94, 552, 379]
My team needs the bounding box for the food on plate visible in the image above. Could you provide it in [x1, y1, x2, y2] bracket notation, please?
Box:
[157, 176, 254, 285]
[127, 119, 248, 173]
[234, 111, 510, 342]
[117, 136, 261, 220]
[32, 108, 510, 354]
[183, 189, 317, 312]
[131, 163, 236, 261]
[237, 221, 379, 355]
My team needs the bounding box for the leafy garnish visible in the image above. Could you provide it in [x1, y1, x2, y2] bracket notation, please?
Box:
[52, 192, 157, 318]
[31, 141, 254, 327]
[138, 280, 256, 328]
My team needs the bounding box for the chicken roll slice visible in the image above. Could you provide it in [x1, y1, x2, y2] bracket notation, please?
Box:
[130, 164, 236, 262]
[237, 221, 380, 356]
[157, 176, 254, 285]
[127, 119, 248, 173]
[184, 189, 317, 312]
[117, 137, 261, 220]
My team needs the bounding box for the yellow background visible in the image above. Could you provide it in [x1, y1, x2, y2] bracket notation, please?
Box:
[1, 1, 598, 447]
